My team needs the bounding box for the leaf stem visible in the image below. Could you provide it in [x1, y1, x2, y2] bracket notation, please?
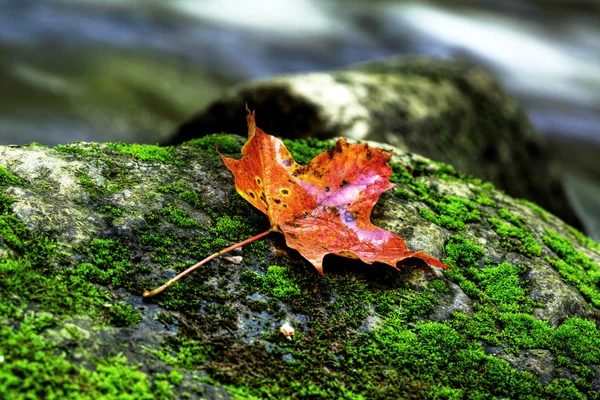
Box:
[143, 228, 274, 298]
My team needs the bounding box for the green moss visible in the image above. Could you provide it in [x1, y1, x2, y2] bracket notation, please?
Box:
[4, 136, 600, 399]
[168, 369, 183, 385]
[178, 190, 201, 208]
[545, 378, 585, 400]
[211, 215, 254, 243]
[240, 266, 301, 301]
[567, 226, 600, 252]
[155, 337, 216, 369]
[0, 312, 170, 399]
[76, 171, 117, 201]
[475, 193, 496, 207]
[160, 204, 200, 228]
[151, 246, 171, 265]
[428, 278, 449, 295]
[246, 299, 269, 313]
[516, 198, 550, 221]
[97, 205, 123, 218]
[0, 228, 109, 318]
[262, 266, 301, 300]
[416, 159, 460, 180]
[419, 195, 481, 230]
[472, 262, 536, 313]
[75, 238, 133, 287]
[355, 318, 543, 399]
[451, 306, 499, 345]
[542, 230, 600, 307]
[156, 312, 175, 326]
[498, 312, 553, 353]
[0, 176, 182, 397]
[186, 133, 242, 154]
[443, 246, 489, 303]
[442, 236, 546, 346]
[154, 233, 597, 400]
[0, 213, 57, 268]
[407, 158, 497, 192]
[0, 166, 22, 186]
[283, 138, 336, 165]
[141, 232, 174, 248]
[489, 208, 541, 257]
[239, 269, 263, 290]
[0, 193, 16, 214]
[553, 318, 600, 364]
[54, 143, 103, 157]
[390, 163, 480, 230]
[156, 181, 186, 195]
[443, 235, 485, 270]
[393, 188, 416, 201]
[107, 142, 179, 165]
[97, 205, 124, 224]
[105, 301, 143, 327]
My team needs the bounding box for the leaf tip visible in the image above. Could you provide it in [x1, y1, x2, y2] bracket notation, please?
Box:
[245, 105, 256, 139]
[412, 251, 452, 270]
[314, 264, 325, 276]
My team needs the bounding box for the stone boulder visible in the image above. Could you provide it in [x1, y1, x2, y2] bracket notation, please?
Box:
[167, 57, 581, 232]
[1, 134, 599, 398]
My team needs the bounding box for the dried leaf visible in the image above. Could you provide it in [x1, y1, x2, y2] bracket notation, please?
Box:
[220, 109, 450, 275]
[144, 109, 449, 298]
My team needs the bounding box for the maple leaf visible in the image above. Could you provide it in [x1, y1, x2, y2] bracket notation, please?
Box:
[143, 109, 449, 297]
[221, 108, 450, 275]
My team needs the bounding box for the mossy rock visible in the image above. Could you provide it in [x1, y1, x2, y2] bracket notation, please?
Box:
[1, 136, 599, 399]
[168, 57, 581, 233]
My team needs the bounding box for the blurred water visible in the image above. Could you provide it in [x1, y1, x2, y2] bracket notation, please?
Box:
[0, 0, 598, 235]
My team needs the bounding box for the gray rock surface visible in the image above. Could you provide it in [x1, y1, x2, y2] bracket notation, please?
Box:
[1, 135, 599, 398]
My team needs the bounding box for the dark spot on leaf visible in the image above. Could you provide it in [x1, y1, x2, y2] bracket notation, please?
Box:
[260, 192, 268, 209]
[256, 178, 262, 185]
[327, 147, 335, 159]
[341, 180, 349, 187]
[282, 159, 293, 167]
[287, 232, 297, 239]
[249, 192, 256, 199]
[274, 199, 281, 204]
[343, 211, 356, 223]
[325, 186, 330, 192]
[281, 189, 289, 195]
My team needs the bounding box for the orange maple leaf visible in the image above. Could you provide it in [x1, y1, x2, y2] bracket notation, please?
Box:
[221, 109, 449, 275]
[143, 109, 449, 297]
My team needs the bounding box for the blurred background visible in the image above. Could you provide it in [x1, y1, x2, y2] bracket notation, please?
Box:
[0, 0, 599, 237]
